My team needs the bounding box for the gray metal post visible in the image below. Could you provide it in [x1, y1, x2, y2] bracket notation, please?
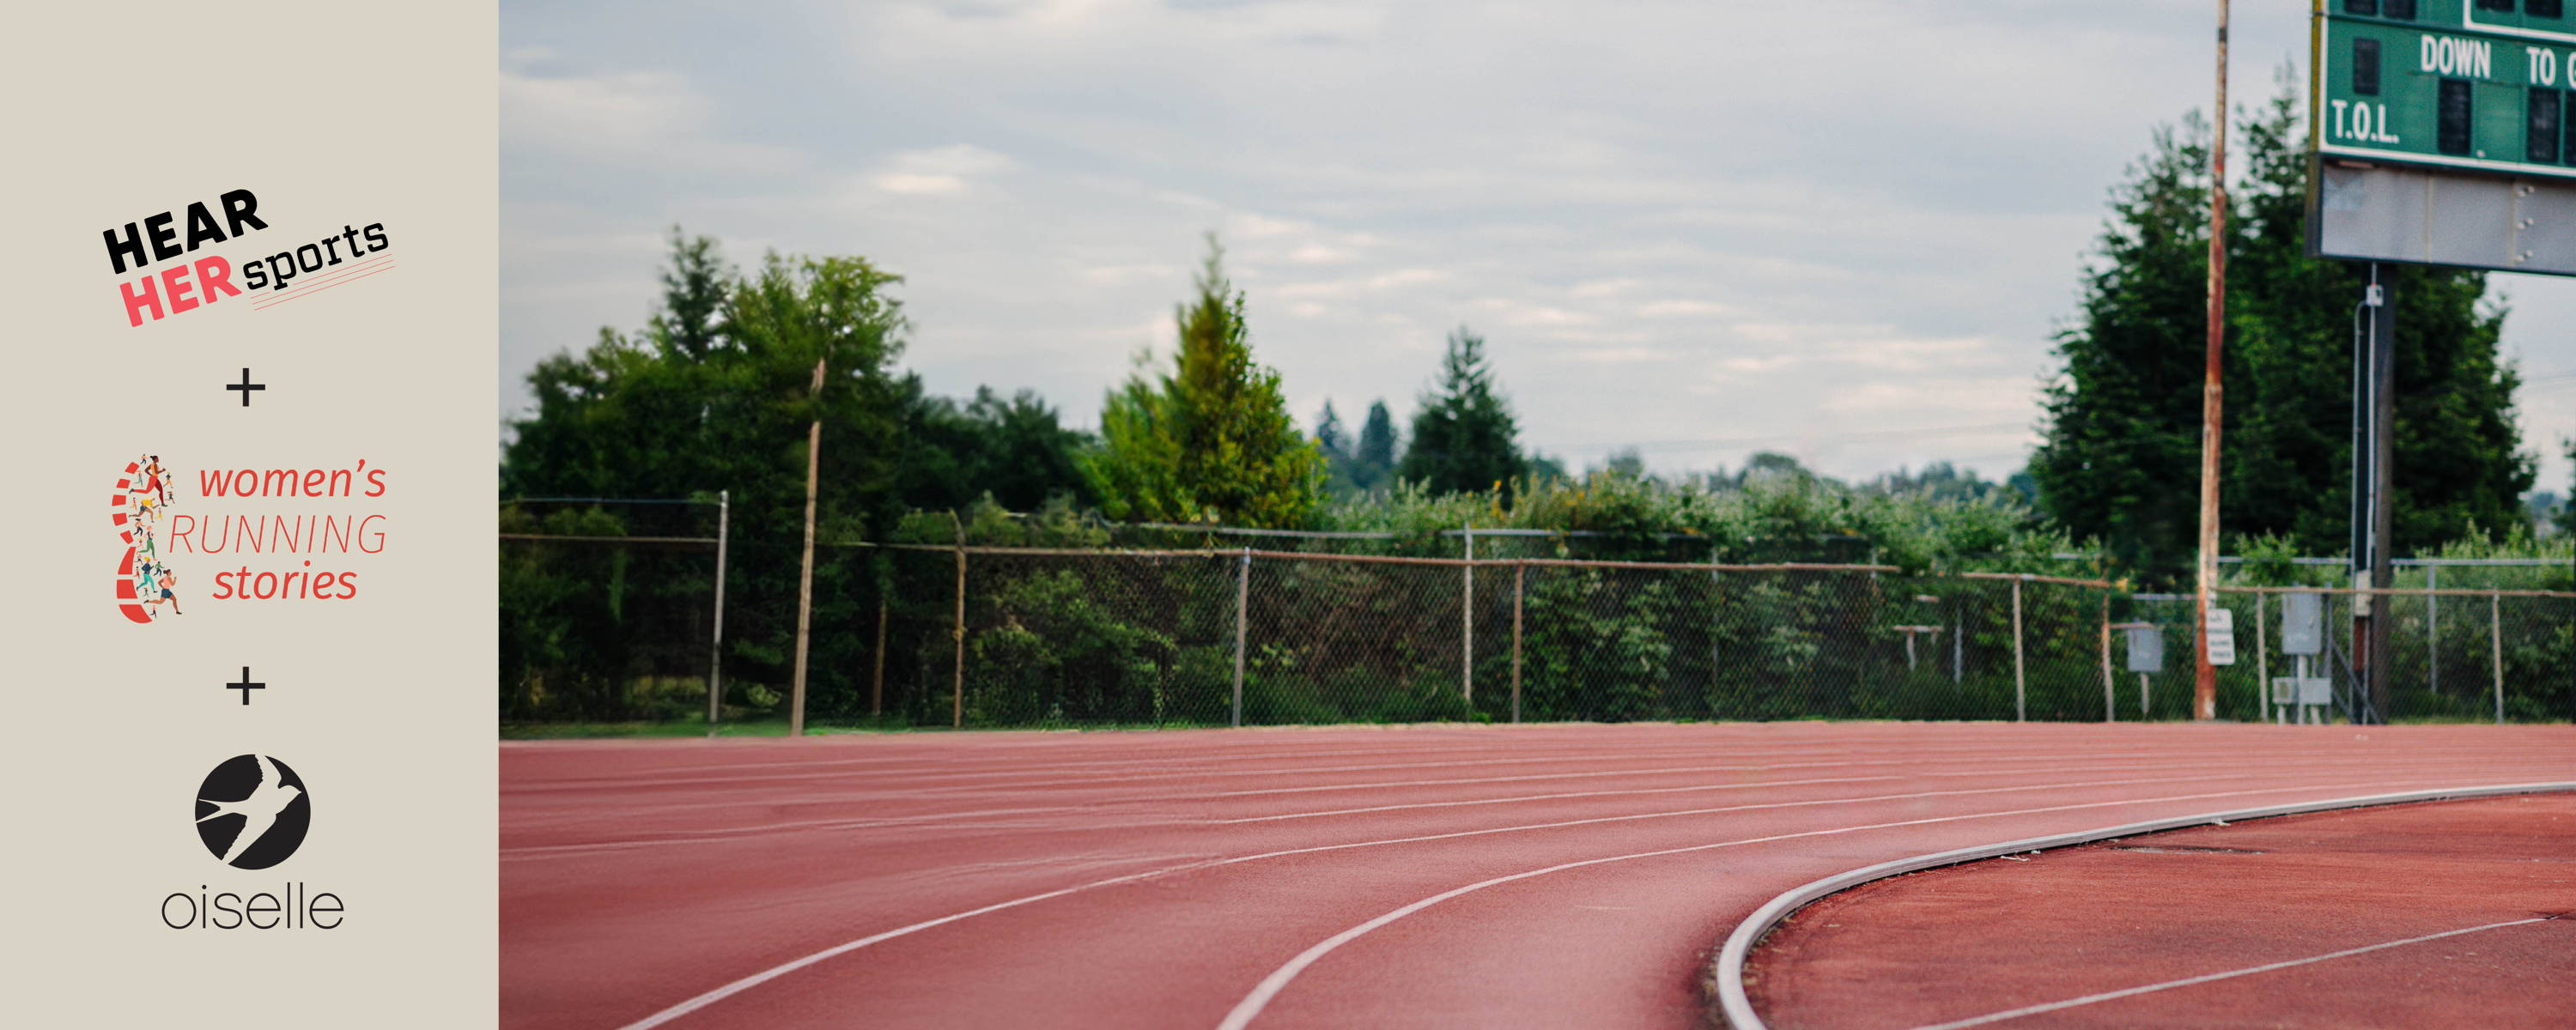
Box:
[871, 599, 887, 719]
[2255, 591, 2269, 724]
[2012, 576, 2026, 723]
[1511, 561, 1524, 724]
[2099, 593, 2113, 723]
[1233, 548, 1250, 728]
[2492, 590, 2505, 724]
[1461, 524, 1474, 704]
[2427, 564, 2439, 695]
[706, 489, 728, 732]
[951, 512, 966, 730]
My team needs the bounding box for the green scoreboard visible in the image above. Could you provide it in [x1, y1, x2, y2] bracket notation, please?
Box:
[2316, 1, 2576, 177]
[2313, 1, 2576, 275]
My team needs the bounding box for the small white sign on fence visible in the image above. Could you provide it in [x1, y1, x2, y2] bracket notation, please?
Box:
[2204, 608, 2235, 667]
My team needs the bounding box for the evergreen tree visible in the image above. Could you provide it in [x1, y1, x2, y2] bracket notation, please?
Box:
[902, 384, 1096, 512]
[2034, 76, 2534, 583]
[1315, 402, 1360, 497]
[2030, 116, 2215, 584]
[1352, 399, 1399, 493]
[1398, 327, 1526, 496]
[1598, 448, 1648, 480]
[1080, 238, 1324, 526]
[646, 227, 726, 360]
[1524, 451, 1569, 485]
[2564, 441, 2575, 533]
[2227, 81, 2530, 553]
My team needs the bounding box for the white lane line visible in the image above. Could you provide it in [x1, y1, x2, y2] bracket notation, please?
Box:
[641, 740, 1720, 777]
[523, 733, 2385, 791]
[1899, 917, 2558, 1030]
[515, 741, 2576, 795]
[513, 748, 1783, 792]
[1218, 775, 1904, 822]
[508, 754, 2569, 857]
[611, 778, 2408, 1029]
[519, 771, 2224, 861]
[1213, 760, 2362, 823]
[1204, 779, 2415, 1030]
[501, 754, 2136, 849]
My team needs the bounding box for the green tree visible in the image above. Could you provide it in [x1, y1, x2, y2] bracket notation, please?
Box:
[1352, 400, 1399, 493]
[1315, 401, 1359, 497]
[2030, 116, 2215, 585]
[2035, 78, 2534, 584]
[2563, 440, 2575, 533]
[1080, 238, 1324, 526]
[501, 233, 914, 717]
[1399, 327, 1526, 496]
[902, 385, 1096, 512]
[2226, 81, 2530, 554]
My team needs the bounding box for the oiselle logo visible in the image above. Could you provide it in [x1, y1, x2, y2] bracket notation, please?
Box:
[161, 756, 346, 931]
[194, 754, 310, 869]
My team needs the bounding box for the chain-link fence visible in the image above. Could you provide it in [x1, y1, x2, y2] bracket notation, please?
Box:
[499, 533, 719, 723]
[863, 550, 2118, 729]
[500, 530, 2572, 731]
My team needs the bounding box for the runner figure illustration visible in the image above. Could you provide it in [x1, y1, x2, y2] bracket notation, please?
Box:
[151, 569, 182, 615]
[115, 454, 179, 623]
[197, 755, 302, 865]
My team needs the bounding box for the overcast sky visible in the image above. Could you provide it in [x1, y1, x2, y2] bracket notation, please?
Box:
[501, 0, 2576, 493]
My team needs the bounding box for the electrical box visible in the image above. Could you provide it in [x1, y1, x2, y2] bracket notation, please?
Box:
[2272, 676, 2334, 706]
[2281, 593, 2325, 656]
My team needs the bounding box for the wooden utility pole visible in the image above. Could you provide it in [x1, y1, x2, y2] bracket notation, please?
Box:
[2192, 0, 2231, 722]
[789, 357, 825, 736]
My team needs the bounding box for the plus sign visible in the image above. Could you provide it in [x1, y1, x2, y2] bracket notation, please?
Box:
[226, 368, 265, 407]
[228, 667, 265, 705]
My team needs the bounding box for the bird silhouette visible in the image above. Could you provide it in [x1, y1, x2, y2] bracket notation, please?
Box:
[197, 755, 303, 865]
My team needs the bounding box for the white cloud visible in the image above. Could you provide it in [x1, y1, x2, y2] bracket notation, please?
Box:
[499, 0, 2576, 488]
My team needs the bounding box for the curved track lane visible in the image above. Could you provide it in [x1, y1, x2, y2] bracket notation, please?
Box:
[499, 723, 2576, 1029]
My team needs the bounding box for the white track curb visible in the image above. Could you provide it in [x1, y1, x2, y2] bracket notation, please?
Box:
[1708, 782, 2576, 1030]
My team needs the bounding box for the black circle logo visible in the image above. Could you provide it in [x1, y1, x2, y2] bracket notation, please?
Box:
[194, 754, 311, 869]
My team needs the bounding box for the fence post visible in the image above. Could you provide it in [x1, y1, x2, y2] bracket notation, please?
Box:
[1461, 523, 1474, 705]
[2255, 591, 2269, 724]
[2099, 589, 2112, 724]
[707, 489, 728, 734]
[951, 516, 966, 730]
[1234, 547, 1250, 728]
[2012, 575, 2026, 723]
[1511, 560, 1525, 724]
[871, 598, 887, 720]
[2492, 590, 2505, 724]
[2427, 564, 2440, 695]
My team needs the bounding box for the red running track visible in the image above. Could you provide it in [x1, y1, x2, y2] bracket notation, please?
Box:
[498, 723, 2576, 1029]
[1745, 793, 2576, 1029]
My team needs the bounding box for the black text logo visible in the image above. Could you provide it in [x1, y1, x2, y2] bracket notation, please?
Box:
[193, 754, 310, 869]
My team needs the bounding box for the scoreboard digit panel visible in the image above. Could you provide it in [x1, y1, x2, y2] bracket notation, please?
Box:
[2316, 0, 2576, 179]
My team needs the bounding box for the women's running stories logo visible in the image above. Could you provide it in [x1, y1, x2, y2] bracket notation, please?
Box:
[116, 454, 182, 623]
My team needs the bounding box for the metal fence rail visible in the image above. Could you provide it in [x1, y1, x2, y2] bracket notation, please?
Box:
[498, 536, 2574, 730]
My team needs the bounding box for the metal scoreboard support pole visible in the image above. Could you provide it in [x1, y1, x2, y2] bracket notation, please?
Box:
[2352, 266, 2396, 724]
[2193, 0, 2232, 723]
